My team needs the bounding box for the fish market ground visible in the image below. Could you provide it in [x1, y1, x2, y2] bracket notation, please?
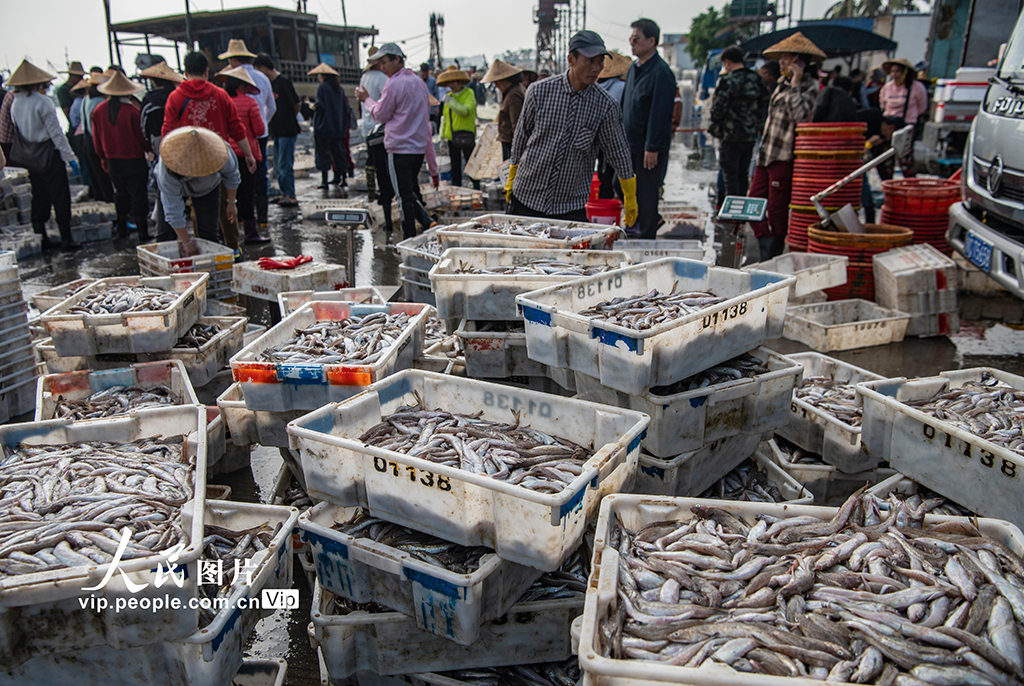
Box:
[9, 137, 1024, 684]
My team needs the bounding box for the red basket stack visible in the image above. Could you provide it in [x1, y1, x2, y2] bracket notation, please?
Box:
[807, 223, 914, 301]
[879, 179, 960, 255]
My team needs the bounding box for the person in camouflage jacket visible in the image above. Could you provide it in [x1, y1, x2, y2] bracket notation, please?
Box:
[709, 46, 768, 198]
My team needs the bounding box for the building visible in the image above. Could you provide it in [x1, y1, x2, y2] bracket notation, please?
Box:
[661, 34, 694, 76]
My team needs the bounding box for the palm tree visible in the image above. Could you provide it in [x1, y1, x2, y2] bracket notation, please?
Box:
[825, 0, 919, 18]
[825, 0, 859, 18]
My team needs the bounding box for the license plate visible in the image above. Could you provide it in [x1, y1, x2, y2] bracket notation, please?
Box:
[963, 231, 993, 272]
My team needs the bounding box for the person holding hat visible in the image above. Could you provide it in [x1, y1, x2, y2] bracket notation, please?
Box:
[56, 61, 87, 121]
[482, 60, 525, 161]
[749, 31, 823, 261]
[879, 57, 926, 178]
[309, 63, 353, 191]
[358, 47, 389, 200]
[709, 46, 768, 200]
[506, 30, 637, 226]
[254, 53, 301, 208]
[140, 60, 183, 155]
[438, 66, 477, 188]
[156, 126, 241, 256]
[92, 71, 152, 240]
[217, 66, 269, 245]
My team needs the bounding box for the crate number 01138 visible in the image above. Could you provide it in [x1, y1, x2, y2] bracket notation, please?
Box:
[577, 275, 624, 299]
[483, 391, 552, 417]
[373, 457, 451, 491]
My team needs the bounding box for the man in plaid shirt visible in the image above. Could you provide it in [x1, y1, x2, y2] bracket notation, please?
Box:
[505, 30, 637, 225]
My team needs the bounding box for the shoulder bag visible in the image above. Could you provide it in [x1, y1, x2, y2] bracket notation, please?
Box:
[447, 106, 475, 151]
[8, 121, 55, 174]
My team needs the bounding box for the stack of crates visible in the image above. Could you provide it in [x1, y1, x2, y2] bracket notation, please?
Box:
[872, 243, 960, 337]
[0, 250, 39, 421]
[138, 238, 236, 303]
[396, 227, 445, 306]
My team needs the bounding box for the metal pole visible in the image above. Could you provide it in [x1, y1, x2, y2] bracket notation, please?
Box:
[346, 225, 357, 286]
[800, 0, 805, 22]
[184, 0, 193, 51]
[103, 0, 115, 66]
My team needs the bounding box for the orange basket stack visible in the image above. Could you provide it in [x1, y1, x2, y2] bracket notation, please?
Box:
[879, 179, 960, 255]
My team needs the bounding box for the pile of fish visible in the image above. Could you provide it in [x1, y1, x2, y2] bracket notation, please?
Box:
[696, 458, 785, 503]
[795, 377, 863, 427]
[359, 398, 591, 493]
[0, 437, 192, 576]
[175, 322, 221, 349]
[281, 478, 313, 510]
[198, 520, 280, 626]
[579, 286, 727, 331]
[418, 236, 445, 257]
[904, 373, 1024, 456]
[774, 437, 828, 466]
[455, 260, 614, 277]
[459, 219, 565, 238]
[425, 316, 448, 347]
[469, 321, 525, 333]
[883, 483, 975, 519]
[601, 489, 1024, 685]
[651, 353, 768, 395]
[520, 545, 589, 602]
[54, 384, 180, 420]
[67, 284, 179, 315]
[434, 658, 581, 686]
[332, 509, 490, 574]
[258, 312, 411, 364]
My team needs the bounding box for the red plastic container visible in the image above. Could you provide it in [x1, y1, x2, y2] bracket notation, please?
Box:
[586, 198, 622, 226]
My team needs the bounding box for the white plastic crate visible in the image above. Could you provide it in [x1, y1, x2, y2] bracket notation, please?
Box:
[234, 659, 288, 686]
[299, 502, 542, 645]
[288, 370, 649, 571]
[437, 214, 621, 252]
[277, 287, 387, 317]
[244, 322, 267, 346]
[429, 249, 631, 321]
[516, 258, 795, 396]
[859, 368, 1024, 532]
[29, 278, 96, 312]
[0, 230, 41, 260]
[783, 299, 910, 352]
[865, 472, 974, 514]
[632, 432, 763, 497]
[137, 237, 235, 279]
[0, 373, 37, 420]
[873, 244, 959, 337]
[3, 500, 297, 686]
[216, 382, 306, 448]
[231, 302, 428, 412]
[312, 581, 582, 680]
[777, 352, 885, 473]
[396, 228, 446, 273]
[0, 406, 207, 667]
[613, 239, 709, 265]
[203, 299, 246, 317]
[414, 336, 462, 374]
[573, 347, 802, 458]
[401, 271, 437, 306]
[761, 438, 896, 506]
[575, 493, 1024, 686]
[232, 259, 347, 302]
[455, 320, 549, 379]
[745, 252, 848, 297]
[41, 273, 209, 357]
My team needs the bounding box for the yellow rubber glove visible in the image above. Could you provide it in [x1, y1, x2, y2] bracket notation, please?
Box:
[620, 176, 638, 227]
[504, 164, 518, 203]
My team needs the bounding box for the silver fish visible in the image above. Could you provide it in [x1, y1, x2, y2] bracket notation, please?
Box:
[650, 353, 768, 395]
[54, 385, 179, 420]
[258, 311, 410, 365]
[578, 284, 727, 331]
[68, 284, 179, 315]
[794, 376, 863, 427]
[456, 259, 614, 277]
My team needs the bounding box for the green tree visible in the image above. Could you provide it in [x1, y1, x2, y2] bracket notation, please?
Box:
[687, 6, 734, 69]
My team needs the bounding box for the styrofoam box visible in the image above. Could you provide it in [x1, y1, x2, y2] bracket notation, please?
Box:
[576, 493, 1024, 686]
[3, 500, 297, 686]
[437, 214, 622, 252]
[232, 260, 347, 302]
[574, 347, 802, 458]
[234, 659, 288, 686]
[777, 352, 885, 473]
[29, 278, 96, 312]
[613, 239, 709, 265]
[745, 252, 848, 297]
[231, 302, 428, 413]
[217, 382, 306, 448]
[396, 228, 446, 273]
[36, 316, 247, 388]
[761, 438, 896, 506]
[873, 243, 957, 313]
[0, 406, 207, 667]
[429, 249, 631, 321]
[278, 287, 387, 317]
[455, 320, 549, 379]
[311, 581, 582, 680]
[137, 238, 234, 279]
[299, 502, 543, 645]
[632, 432, 763, 497]
[858, 368, 1024, 533]
[783, 299, 910, 352]
[288, 370, 650, 571]
[41, 273, 209, 357]
[516, 258, 795, 396]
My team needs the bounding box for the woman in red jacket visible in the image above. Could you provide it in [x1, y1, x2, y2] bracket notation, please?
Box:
[92, 72, 152, 239]
[217, 66, 269, 244]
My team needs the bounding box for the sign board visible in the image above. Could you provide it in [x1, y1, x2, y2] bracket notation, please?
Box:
[325, 209, 370, 225]
[717, 196, 767, 223]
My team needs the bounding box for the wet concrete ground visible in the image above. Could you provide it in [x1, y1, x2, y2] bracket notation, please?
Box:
[12, 137, 1024, 684]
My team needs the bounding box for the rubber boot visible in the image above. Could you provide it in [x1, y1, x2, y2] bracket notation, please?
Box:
[56, 220, 80, 252]
[243, 219, 271, 245]
[318, 171, 329, 190]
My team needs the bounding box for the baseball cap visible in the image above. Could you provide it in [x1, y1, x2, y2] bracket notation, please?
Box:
[368, 43, 405, 62]
[568, 30, 609, 59]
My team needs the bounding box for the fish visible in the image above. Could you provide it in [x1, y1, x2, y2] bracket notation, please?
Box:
[696, 458, 785, 503]
[54, 384, 180, 420]
[175, 323, 221, 349]
[198, 520, 280, 626]
[650, 353, 768, 395]
[258, 311, 411, 365]
[425, 316, 449, 347]
[794, 376, 863, 427]
[578, 284, 727, 331]
[773, 436, 832, 465]
[67, 284, 179, 315]
[458, 219, 579, 239]
[281, 478, 313, 510]
[455, 260, 615, 277]
[432, 658, 581, 686]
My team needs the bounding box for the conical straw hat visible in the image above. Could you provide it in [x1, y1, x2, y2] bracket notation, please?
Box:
[71, 79, 91, 93]
[881, 57, 917, 75]
[218, 39, 256, 60]
[308, 62, 339, 76]
[62, 61, 87, 76]
[98, 71, 144, 97]
[364, 46, 379, 70]
[481, 60, 522, 84]
[437, 65, 470, 86]
[160, 126, 230, 178]
[215, 65, 257, 89]
[7, 60, 56, 87]
[600, 52, 632, 79]
[763, 31, 827, 61]
[139, 62, 183, 84]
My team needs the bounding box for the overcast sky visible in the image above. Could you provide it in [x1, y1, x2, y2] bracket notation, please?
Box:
[1, 0, 858, 74]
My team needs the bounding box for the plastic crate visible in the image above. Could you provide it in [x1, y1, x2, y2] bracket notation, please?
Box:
[0, 406, 207, 667]
[429, 249, 631, 322]
[277, 287, 386, 317]
[516, 258, 795, 396]
[783, 299, 910, 352]
[234, 659, 288, 686]
[777, 352, 885, 473]
[575, 492, 1024, 686]
[632, 432, 763, 497]
[437, 214, 621, 252]
[745, 252, 848, 297]
[0, 230, 42, 260]
[204, 299, 247, 318]
[29, 278, 96, 312]
[761, 438, 896, 505]
[299, 502, 542, 645]
[455, 320, 550, 379]
[41, 273, 209, 357]
[396, 228, 446, 273]
[872, 244, 959, 337]
[288, 370, 649, 571]
[244, 322, 267, 347]
[232, 260, 347, 302]
[400, 265, 437, 306]
[68, 222, 113, 244]
[859, 368, 1024, 533]
[573, 347, 802, 458]
[137, 238, 236, 279]
[217, 383, 307, 449]
[4, 500, 297, 686]
[865, 473, 975, 514]
[612, 239, 709, 265]
[312, 581, 582, 680]
[231, 302, 429, 413]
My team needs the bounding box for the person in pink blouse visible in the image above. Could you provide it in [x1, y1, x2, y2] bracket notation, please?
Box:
[879, 57, 927, 177]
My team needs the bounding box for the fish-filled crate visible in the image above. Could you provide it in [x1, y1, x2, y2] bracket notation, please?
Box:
[232, 259, 347, 303]
[632, 432, 763, 497]
[437, 214, 622, 252]
[277, 287, 387, 317]
[0, 406, 207, 666]
[859, 367, 1024, 533]
[744, 252, 848, 298]
[429, 248, 631, 322]
[40, 273, 209, 357]
[777, 352, 885, 473]
[865, 473, 976, 516]
[136, 238, 234, 283]
[612, 239, 711, 265]
[312, 581, 583, 681]
[407, 659, 581, 686]
[29, 278, 96, 312]
[783, 299, 911, 353]
[288, 370, 649, 571]
[573, 347, 802, 458]
[299, 502, 543, 645]
[688, 447, 814, 504]
[3, 500, 297, 686]
[216, 382, 306, 449]
[516, 258, 795, 396]
[397, 228, 447, 273]
[455, 320, 550, 379]
[231, 302, 429, 412]
[761, 437, 897, 506]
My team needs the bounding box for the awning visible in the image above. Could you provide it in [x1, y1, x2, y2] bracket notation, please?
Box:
[739, 25, 897, 58]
